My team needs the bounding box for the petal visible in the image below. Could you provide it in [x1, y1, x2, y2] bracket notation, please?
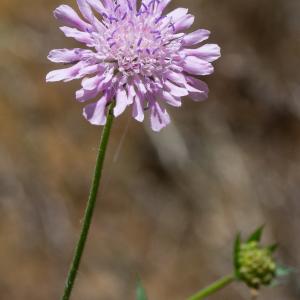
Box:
[134, 77, 147, 94]
[166, 70, 187, 86]
[114, 87, 128, 117]
[174, 14, 194, 32]
[126, 83, 136, 104]
[81, 75, 101, 90]
[77, 64, 99, 77]
[77, 0, 94, 22]
[185, 76, 209, 101]
[183, 44, 221, 62]
[157, 0, 172, 14]
[182, 29, 210, 46]
[162, 91, 182, 107]
[167, 8, 188, 23]
[87, 0, 107, 15]
[150, 102, 171, 132]
[54, 5, 91, 31]
[46, 62, 84, 82]
[76, 87, 99, 102]
[60, 26, 94, 45]
[132, 92, 144, 122]
[183, 56, 214, 75]
[47, 48, 93, 63]
[165, 80, 189, 97]
[46, 61, 98, 83]
[83, 96, 108, 125]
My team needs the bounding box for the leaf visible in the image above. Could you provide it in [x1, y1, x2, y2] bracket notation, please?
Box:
[247, 225, 265, 243]
[136, 278, 148, 300]
[233, 233, 241, 278]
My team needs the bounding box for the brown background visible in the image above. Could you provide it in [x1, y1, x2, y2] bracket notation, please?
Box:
[0, 0, 299, 299]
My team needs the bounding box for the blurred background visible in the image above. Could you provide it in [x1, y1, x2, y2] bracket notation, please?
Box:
[0, 0, 299, 299]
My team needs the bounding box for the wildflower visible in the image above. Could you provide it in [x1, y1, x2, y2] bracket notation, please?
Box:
[47, 0, 220, 131]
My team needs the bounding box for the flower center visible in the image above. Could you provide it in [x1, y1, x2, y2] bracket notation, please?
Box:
[94, 7, 182, 78]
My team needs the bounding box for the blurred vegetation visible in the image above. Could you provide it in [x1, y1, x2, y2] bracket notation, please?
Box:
[0, 0, 299, 299]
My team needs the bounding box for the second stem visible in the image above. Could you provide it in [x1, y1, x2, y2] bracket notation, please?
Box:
[187, 274, 235, 300]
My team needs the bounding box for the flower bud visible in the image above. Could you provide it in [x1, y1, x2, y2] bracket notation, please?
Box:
[237, 241, 276, 288]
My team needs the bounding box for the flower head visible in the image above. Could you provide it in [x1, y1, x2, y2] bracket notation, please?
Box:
[238, 241, 276, 289]
[47, 0, 220, 131]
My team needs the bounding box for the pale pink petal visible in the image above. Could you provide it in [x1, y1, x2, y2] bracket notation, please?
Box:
[174, 14, 194, 32]
[60, 26, 94, 45]
[54, 5, 91, 31]
[166, 70, 187, 86]
[114, 87, 128, 117]
[167, 8, 188, 23]
[183, 44, 221, 62]
[126, 83, 136, 104]
[150, 102, 170, 132]
[83, 96, 108, 125]
[162, 91, 182, 107]
[46, 62, 85, 82]
[77, 64, 99, 77]
[165, 80, 189, 97]
[134, 77, 147, 94]
[182, 29, 210, 46]
[183, 56, 214, 75]
[87, 0, 107, 14]
[77, 0, 94, 22]
[185, 76, 209, 101]
[81, 75, 101, 90]
[132, 92, 144, 122]
[47, 48, 93, 63]
[76, 87, 99, 102]
[157, 0, 172, 14]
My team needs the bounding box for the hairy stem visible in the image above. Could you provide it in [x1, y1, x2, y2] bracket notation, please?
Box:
[61, 102, 115, 300]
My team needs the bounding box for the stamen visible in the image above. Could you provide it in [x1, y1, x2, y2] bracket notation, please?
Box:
[114, 4, 121, 12]
[141, 3, 148, 12]
[137, 38, 143, 47]
[127, 0, 133, 11]
[155, 15, 166, 24]
[169, 22, 176, 32]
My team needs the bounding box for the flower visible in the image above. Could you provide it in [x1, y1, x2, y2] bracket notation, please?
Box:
[46, 0, 220, 131]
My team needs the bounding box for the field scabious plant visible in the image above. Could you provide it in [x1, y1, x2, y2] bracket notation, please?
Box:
[47, 2, 220, 297]
[46, 1, 288, 300]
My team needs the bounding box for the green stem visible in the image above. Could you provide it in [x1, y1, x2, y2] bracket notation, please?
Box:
[61, 102, 115, 300]
[187, 274, 235, 300]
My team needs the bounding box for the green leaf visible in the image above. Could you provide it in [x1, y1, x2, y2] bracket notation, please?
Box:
[233, 233, 241, 278]
[247, 225, 265, 243]
[136, 279, 148, 300]
[267, 243, 278, 253]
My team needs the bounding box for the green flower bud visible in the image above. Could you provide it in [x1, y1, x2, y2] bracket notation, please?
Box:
[237, 241, 276, 289]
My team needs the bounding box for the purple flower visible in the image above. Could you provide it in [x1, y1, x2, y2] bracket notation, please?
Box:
[47, 0, 220, 132]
